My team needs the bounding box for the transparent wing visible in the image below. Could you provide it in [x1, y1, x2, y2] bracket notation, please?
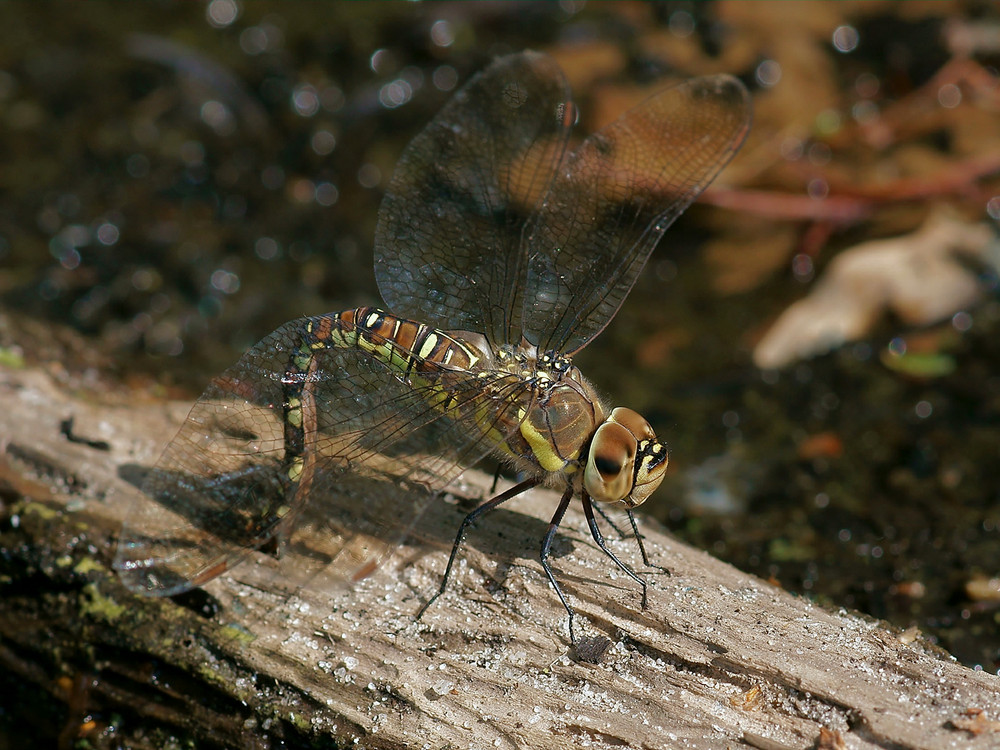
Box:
[522, 74, 752, 355]
[114, 314, 530, 596]
[374, 51, 572, 348]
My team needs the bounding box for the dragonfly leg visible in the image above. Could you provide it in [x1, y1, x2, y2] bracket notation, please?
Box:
[417, 476, 542, 622]
[625, 509, 669, 574]
[489, 463, 503, 494]
[582, 492, 648, 610]
[593, 503, 628, 538]
[539, 485, 578, 644]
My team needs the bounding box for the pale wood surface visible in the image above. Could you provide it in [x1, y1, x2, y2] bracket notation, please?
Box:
[1, 363, 998, 749]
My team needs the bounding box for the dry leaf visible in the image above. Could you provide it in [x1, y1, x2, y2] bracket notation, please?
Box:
[753, 208, 996, 369]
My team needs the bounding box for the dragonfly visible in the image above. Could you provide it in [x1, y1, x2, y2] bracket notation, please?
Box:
[114, 51, 751, 644]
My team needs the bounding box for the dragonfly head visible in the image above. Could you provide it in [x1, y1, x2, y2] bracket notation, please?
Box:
[584, 407, 668, 508]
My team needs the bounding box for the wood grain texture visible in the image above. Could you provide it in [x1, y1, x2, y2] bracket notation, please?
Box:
[1, 363, 998, 749]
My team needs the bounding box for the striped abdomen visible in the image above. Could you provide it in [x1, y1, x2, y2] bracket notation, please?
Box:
[328, 307, 483, 376]
[279, 307, 488, 486]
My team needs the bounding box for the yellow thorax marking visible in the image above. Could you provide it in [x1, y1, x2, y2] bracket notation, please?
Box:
[517, 408, 569, 473]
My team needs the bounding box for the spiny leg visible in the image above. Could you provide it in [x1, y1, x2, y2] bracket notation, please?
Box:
[592, 503, 658, 572]
[625, 508, 669, 574]
[417, 476, 542, 621]
[594, 503, 628, 538]
[582, 492, 648, 610]
[539, 485, 579, 644]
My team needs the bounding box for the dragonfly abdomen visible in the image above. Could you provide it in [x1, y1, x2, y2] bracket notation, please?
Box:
[335, 307, 484, 377]
[277, 307, 488, 495]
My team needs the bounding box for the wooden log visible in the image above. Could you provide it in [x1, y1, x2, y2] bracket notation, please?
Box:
[1, 362, 998, 749]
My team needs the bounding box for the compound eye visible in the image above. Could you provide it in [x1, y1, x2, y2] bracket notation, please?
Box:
[609, 407, 656, 440]
[584, 422, 636, 503]
[593, 453, 624, 479]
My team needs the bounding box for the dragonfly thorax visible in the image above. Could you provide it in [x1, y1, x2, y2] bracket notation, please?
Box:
[488, 346, 605, 479]
[493, 344, 572, 380]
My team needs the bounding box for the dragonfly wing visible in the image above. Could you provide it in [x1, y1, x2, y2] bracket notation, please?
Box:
[115, 374, 292, 596]
[374, 51, 572, 347]
[521, 74, 752, 355]
[115, 314, 531, 596]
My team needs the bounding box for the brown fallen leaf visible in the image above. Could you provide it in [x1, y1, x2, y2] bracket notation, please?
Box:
[753, 207, 996, 369]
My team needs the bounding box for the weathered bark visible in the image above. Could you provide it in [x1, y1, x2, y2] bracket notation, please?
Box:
[1, 363, 998, 750]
